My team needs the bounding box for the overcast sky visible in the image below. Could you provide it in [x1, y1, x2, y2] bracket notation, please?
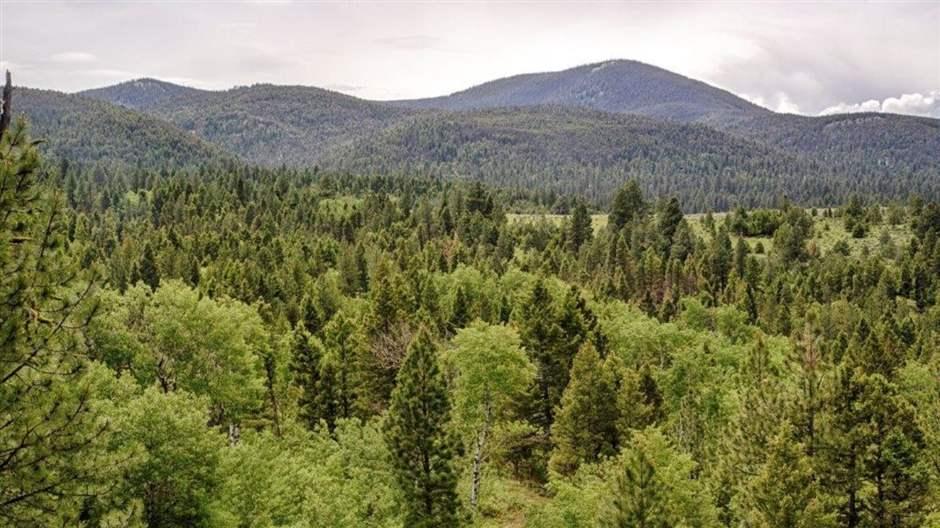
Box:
[1, 1, 939, 117]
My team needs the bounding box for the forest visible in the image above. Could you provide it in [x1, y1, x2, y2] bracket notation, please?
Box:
[3, 90, 940, 528]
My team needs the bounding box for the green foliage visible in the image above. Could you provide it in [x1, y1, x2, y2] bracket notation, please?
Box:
[549, 342, 620, 475]
[604, 428, 717, 528]
[115, 387, 224, 528]
[92, 280, 268, 424]
[385, 328, 460, 527]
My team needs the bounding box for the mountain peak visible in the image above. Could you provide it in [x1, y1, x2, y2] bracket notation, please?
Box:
[394, 58, 768, 123]
[81, 78, 206, 110]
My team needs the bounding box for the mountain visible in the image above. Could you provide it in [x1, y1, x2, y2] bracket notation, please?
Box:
[82, 78, 208, 111]
[394, 60, 770, 124]
[34, 61, 940, 207]
[16, 88, 226, 168]
[394, 60, 940, 178]
[85, 83, 418, 166]
[318, 106, 888, 210]
[721, 111, 940, 170]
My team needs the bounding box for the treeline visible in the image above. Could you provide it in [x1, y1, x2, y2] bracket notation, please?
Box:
[2, 119, 940, 527]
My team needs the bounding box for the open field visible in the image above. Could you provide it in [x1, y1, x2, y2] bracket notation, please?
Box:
[508, 210, 913, 256]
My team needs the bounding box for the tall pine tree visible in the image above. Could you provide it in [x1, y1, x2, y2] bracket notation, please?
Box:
[384, 328, 459, 527]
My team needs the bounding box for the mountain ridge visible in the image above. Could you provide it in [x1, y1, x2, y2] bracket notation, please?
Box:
[13, 59, 939, 207]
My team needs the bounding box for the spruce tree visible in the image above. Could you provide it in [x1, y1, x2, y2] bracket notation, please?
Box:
[384, 328, 459, 527]
[517, 279, 566, 434]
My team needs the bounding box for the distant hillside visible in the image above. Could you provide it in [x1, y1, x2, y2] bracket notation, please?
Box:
[392, 61, 940, 178]
[720, 112, 940, 170]
[82, 78, 208, 111]
[318, 107, 889, 210]
[16, 88, 226, 168]
[35, 62, 940, 207]
[85, 83, 419, 166]
[394, 60, 769, 124]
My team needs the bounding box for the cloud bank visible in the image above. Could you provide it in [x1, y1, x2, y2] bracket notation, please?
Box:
[820, 90, 940, 118]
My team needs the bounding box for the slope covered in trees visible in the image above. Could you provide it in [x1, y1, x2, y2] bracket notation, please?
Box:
[86, 82, 417, 166]
[319, 106, 938, 210]
[17, 87, 227, 168]
[393, 59, 769, 124]
[17, 64, 919, 207]
[81, 78, 209, 111]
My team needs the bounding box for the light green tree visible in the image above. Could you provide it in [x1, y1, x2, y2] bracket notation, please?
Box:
[604, 428, 717, 528]
[114, 387, 225, 528]
[446, 321, 535, 510]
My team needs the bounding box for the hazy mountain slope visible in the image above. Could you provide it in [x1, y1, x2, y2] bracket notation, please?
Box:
[16, 88, 226, 168]
[394, 60, 770, 124]
[80, 67, 940, 184]
[720, 112, 940, 169]
[86, 83, 420, 166]
[392, 60, 940, 175]
[82, 78, 208, 111]
[318, 106, 886, 210]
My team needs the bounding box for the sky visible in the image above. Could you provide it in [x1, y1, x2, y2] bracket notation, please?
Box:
[1, 1, 939, 117]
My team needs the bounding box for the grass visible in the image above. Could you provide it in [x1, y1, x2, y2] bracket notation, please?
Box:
[508, 210, 913, 257]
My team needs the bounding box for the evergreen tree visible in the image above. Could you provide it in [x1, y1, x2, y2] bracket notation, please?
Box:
[384, 328, 459, 528]
[0, 118, 114, 522]
[610, 180, 646, 230]
[449, 285, 471, 333]
[657, 197, 683, 256]
[137, 241, 160, 289]
[605, 428, 717, 527]
[290, 323, 326, 430]
[568, 201, 593, 252]
[736, 422, 836, 527]
[549, 342, 620, 475]
[517, 279, 566, 434]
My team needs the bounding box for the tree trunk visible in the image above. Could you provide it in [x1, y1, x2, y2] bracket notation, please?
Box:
[470, 400, 492, 511]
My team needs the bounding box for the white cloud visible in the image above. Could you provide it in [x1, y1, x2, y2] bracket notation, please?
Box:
[50, 51, 97, 63]
[738, 91, 802, 114]
[820, 90, 940, 118]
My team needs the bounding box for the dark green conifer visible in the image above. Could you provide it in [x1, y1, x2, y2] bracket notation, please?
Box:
[384, 328, 460, 528]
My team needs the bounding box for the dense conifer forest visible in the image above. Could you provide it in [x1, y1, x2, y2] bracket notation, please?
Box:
[3, 70, 940, 528]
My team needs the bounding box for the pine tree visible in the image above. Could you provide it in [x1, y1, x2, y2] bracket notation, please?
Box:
[568, 201, 593, 252]
[517, 279, 566, 434]
[384, 328, 459, 528]
[818, 359, 929, 527]
[610, 180, 645, 230]
[448, 285, 471, 333]
[549, 342, 619, 475]
[290, 323, 326, 430]
[657, 197, 683, 256]
[0, 116, 113, 521]
[605, 428, 716, 527]
[736, 422, 836, 527]
[138, 241, 160, 289]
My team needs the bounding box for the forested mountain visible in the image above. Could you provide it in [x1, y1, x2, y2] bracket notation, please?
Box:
[18, 59, 940, 206]
[82, 78, 208, 111]
[392, 60, 940, 182]
[16, 87, 226, 168]
[319, 107, 938, 210]
[85, 82, 418, 165]
[394, 59, 769, 124]
[721, 111, 940, 168]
